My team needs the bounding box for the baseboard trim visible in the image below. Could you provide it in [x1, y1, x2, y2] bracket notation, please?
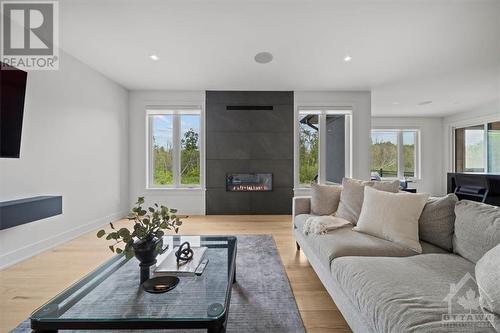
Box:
[0, 210, 127, 270]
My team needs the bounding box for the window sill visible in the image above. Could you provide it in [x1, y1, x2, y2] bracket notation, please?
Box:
[294, 187, 313, 191]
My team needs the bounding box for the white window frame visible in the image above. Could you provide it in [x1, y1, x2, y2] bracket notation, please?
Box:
[146, 107, 203, 189]
[450, 116, 500, 173]
[295, 107, 353, 189]
[370, 128, 421, 180]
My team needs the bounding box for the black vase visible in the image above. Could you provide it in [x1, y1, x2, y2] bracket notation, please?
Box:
[132, 236, 163, 285]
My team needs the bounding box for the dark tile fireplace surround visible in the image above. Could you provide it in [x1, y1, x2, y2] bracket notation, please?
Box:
[206, 91, 294, 214]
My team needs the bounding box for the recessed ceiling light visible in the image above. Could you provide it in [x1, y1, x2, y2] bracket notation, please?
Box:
[344, 55, 352, 62]
[254, 52, 273, 64]
[418, 100, 433, 106]
[149, 54, 160, 61]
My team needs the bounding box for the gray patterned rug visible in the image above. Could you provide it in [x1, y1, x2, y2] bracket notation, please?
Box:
[12, 235, 305, 333]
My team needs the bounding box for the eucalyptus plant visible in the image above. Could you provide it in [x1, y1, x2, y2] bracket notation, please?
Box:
[97, 197, 182, 259]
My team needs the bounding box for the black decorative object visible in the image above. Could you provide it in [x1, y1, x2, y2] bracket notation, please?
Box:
[132, 236, 166, 284]
[142, 276, 180, 294]
[175, 241, 194, 263]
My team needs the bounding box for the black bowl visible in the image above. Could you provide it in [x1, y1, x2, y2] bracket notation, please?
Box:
[142, 276, 180, 294]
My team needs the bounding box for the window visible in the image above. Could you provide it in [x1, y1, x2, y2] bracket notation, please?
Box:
[370, 129, 420, 179]
[296, 108, 352, 187]
[454, 121, 500, 173]
[147, 108, 201, 188]
[488, 121, 500, 173]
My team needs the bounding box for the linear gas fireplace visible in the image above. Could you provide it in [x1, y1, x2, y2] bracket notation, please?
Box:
[226, 173, 273, 192]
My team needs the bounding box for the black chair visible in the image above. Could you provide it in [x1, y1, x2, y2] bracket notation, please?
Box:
[454, 173, 490, 203]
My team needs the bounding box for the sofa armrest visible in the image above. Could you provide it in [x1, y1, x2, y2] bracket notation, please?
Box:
[293, 196, 311, 216]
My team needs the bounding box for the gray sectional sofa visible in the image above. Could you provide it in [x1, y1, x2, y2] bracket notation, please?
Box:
[293, 196, 500, 333]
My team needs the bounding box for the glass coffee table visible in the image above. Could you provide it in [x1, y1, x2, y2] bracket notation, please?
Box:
[30, 236, 237, 333]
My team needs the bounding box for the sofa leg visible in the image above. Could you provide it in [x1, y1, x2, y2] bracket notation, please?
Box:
[296, 242, 300, 251]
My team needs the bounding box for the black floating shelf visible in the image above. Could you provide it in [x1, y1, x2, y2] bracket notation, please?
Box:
[0, 196, 62, 230]
[226, 105, 274, 111]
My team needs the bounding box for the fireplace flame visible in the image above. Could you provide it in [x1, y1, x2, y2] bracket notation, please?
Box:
[228, 184, 269, 192]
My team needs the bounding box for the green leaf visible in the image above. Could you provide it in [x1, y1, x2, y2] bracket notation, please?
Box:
[156, 230, 165, 238]
[106, 233, 113, 240]
[115, 248, 123, 254]
[125, 250, 134, 259]
[118, 228, 130, 238]
[176, 220, 183, 226]
[137, 197, 145, 204]
[149, 207, 155, 213]
[109, 245, 115, 253]
[96, 230, 106, 238]
[109, 222, 115, 230]
[170, 209, 178, 213]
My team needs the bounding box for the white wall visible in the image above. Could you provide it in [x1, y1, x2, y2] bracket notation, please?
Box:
[372, 117, 445, 195]
[0, 51, 129, 269]
[128, 91, 205, 215]
[294, 91, 371, 196]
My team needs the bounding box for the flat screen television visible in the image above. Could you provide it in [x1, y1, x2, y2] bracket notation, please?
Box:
[0, 62, 27, 158]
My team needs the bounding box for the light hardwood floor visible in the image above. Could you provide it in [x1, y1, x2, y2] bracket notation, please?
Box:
[0, 215, 351, 333]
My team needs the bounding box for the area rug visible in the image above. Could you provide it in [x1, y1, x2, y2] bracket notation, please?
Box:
[12, 235, 305, 333]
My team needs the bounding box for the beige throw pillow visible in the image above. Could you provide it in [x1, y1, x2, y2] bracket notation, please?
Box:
[335, 178, 400, 224]
[310, 183, 342, 215]
[353, 186, 429, 253]
[418, 194, 458, 251]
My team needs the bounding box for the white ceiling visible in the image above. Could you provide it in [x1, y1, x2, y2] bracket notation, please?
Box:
[59, 0, 500, 116]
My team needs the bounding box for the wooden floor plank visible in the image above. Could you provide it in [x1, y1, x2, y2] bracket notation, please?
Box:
[0, 215, 352, 333]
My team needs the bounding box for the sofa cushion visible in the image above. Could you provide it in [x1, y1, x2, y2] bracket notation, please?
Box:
[335, 178, 399, 224]
[476, 244, 500, 330]
[453, 200, 500, 263]
[310, 183, 342, 215]
[330, 254, 494, 333]
[294, 214, 446, 268]
[354, 187, 429, 253]
[418, 194, 458, 251]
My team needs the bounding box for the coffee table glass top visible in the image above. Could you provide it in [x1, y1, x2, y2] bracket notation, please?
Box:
[31, 236, 237, 324]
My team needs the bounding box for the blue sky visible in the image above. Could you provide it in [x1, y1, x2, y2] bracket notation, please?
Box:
[153, 115, 200, 148]
[465, 129, 484, 146]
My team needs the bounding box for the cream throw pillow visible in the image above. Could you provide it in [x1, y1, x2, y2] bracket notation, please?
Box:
[310, 183, 342, 215]
[335, 178, 400, 224]
[353, 186, 429, 253]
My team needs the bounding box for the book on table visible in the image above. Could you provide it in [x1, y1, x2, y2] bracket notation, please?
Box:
[154, 246, 208, 277]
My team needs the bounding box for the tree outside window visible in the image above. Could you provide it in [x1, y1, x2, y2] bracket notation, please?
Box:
[370, 129, 419, 179]
[149, 110, 201, 188]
